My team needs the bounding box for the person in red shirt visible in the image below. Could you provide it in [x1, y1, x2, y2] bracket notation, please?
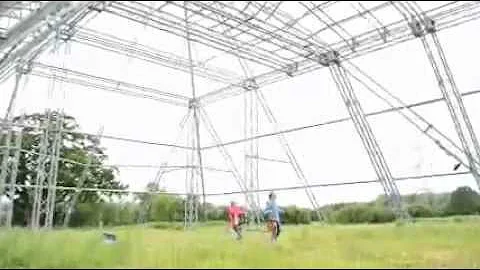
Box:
[226, 201, 245, 240]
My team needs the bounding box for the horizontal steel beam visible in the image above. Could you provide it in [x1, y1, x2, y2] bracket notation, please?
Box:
[30, 62, 190, 107]
[70, 27, 243, 84]
[105, 1, 291, 69]
[0, 2, 71, 52]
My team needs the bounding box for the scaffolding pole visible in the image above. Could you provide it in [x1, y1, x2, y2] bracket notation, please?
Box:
[321, 51, 408, 219]
[0, 70, 23, 202]
[412, 17, 480, 190]
[183, 1, 206, 221]
[319, 51, 408, 218]
[30, 109, 52, 230]
[184, 113, 202, 228]
[342, 61, 477, 171]
[44, 111, 64, 229]
[0, 124, 12, 199]
[5, 114, 24, 228]
[244, 87, 262, 224]
[184, 118, 194, 228]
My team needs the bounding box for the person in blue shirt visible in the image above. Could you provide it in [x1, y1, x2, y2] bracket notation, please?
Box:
[263, 191, 284, 242]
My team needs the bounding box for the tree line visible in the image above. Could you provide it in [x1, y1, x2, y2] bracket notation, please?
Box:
[5, 184, 477, 228]
[319, 186, 480, 224]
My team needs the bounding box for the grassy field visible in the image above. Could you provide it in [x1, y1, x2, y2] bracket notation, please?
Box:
[1, 218, 480, 268]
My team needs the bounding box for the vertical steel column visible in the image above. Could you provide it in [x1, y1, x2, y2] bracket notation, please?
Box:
[0, 121, 12, 226]
[192, 124, 200, 224]
[414, 17, 480, 190]
[321, 51, 407, 219]
[0, 128, 12, 198]
[184, 116, 197, 228]
[5, 117, 23, 228]
[5, 114, 24, 228]
[44, 111, 64, 229]
[183, 123, 190, 229]
[190, 116, 199, 224]
[31, 110, 52, 229]
[183, 1, 206, 216]
[0, 70, 23, 198]
[244, 85, 262, 224]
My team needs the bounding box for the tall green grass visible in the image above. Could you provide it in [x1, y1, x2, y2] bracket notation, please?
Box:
[1, 218, 479, 268]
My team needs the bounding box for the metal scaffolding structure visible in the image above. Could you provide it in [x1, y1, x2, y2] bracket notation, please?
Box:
[244, 84, 262, 224]
[325, 52, 406, 218]
[1, 1, 480, 229]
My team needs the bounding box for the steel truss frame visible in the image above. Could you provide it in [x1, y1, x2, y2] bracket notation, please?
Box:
[324, 52, 406, 218]
[0, 1, 479, 229]
[417, 20, 480, 189]
[244, 87, 262, 224]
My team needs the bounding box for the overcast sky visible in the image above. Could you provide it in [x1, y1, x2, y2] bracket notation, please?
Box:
[1, 1, 480, 208]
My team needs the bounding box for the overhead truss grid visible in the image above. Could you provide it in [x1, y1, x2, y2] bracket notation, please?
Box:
[0, 1, 480, 229]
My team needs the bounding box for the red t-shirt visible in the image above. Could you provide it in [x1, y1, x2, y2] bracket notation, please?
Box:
[227, 205, 245, 227]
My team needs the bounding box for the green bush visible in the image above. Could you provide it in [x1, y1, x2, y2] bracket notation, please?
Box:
[453, 217, 463, 223]
[333, 204, 395, 224]
[283, 206, 312, 224]
[297, 209, 312, 224]
[150, 195, 184, 222]
[445, 186, 480, 216]
[370, 207, 396, 223]
[407, 204, 434, 218]
[333, 204, 369, 224]
[395, 220, 406, 227]
[69, 202, 101, 227]
[152, 222, 183, 230]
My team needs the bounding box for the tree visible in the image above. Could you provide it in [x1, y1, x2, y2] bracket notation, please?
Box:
[135, 181, 161, 223]
[150, 194, 184, 222]
[446, 186, 480, 215]
[1, 110, 127, 226]
[283, 205, 312, 225]
[407, 204, 434, 218]
[332, 203, 395, 224]
[68, 202, 101, 227]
